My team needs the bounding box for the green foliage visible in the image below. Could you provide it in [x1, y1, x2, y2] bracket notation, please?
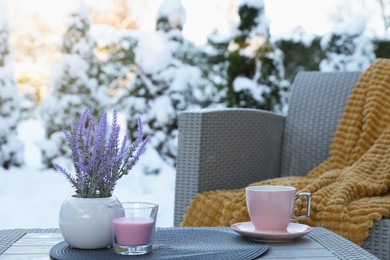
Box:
[373, 38, 390, 59]
[275, 37, 324, 82]
[195, 35, 229, 107]
[226, 50, 256, 107]
[39, 2, 107, 168]
[0, 27, 9, 67]
[224, 2, 286, 112]
[319, 24, 375, 72]
[237, 4, 260, 34]
[0, 19, 24, 169]
[96, 34, 138, 99]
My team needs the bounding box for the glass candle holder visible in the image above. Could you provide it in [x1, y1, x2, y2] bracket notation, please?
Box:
[108, 202, 159, 255]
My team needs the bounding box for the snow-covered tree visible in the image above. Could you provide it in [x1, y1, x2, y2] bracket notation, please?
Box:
[156, 0, 211, 109]
[213, 0, 288, 113]
[0, 2, 24, 169]
[273, 29, 324, 82]
[94, 26, 138, 104]
[39, 0, 106, 168]
[119, 0, 205, 170]
[377, 0, 390, 33]
[156, 0, 186, 33]
[198, 34, 231, 107]
[320, 15, 375, 72]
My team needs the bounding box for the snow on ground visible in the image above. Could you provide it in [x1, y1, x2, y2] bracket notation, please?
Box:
[0, 166, 175, 229]
[0, 119, 176, 230]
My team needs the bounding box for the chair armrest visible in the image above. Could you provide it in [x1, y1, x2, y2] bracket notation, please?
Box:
[174, 108, 285, 226]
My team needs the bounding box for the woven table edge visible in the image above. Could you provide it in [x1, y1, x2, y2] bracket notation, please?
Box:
[309, 228, 379, 260]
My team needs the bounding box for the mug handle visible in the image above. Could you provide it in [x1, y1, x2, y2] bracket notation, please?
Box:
[291, 192, 311, 221]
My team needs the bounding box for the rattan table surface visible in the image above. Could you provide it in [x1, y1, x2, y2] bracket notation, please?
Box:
[0, 227, 379, 259]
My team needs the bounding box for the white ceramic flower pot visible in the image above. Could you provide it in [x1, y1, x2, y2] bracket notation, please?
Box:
[59, 195, 121, 249]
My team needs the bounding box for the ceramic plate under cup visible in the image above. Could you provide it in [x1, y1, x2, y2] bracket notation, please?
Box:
[231, 222, 312, 242]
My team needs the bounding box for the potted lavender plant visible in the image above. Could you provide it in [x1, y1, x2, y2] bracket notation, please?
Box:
[54, 108, 150, 249]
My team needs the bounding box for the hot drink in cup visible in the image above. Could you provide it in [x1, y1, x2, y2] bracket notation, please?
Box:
[245, 186, 311, 232]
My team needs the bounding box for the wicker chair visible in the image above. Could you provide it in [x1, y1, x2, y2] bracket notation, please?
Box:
[174, 71, 390, 260]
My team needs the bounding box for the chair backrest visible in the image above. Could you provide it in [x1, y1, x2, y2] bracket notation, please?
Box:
[280, 71, 362, 177]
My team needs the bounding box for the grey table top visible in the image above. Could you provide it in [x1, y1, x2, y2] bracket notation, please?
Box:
[0, 227, 379, 259]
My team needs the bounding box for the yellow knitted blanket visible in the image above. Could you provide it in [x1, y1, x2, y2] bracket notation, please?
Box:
[181, 59, 390, 245]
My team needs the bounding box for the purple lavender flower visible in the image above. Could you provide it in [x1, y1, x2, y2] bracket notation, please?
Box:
[54, 108, 150, 198]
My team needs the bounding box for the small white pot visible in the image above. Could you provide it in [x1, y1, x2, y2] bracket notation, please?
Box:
[59, 195, 121, 249]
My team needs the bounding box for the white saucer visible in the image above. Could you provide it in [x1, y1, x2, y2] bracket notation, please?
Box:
[231, 222, 312, 242]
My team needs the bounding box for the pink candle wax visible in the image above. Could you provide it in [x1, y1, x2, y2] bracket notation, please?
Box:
[113, 217, 154, 246]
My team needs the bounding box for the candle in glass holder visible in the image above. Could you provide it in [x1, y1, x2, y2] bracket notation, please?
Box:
[113, 216, 154, 246]
[108, 202, 159, 255]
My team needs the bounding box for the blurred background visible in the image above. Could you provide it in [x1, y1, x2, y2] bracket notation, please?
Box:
[1, 0, 390, 228]
[2, 0, 389, 171]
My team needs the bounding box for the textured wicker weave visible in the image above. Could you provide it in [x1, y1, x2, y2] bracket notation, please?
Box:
[0, 228, 59, 254]
[49, 228, 268, 260]
[363, 219, 390, 260]
[175, 108, 285, 227]
[174, 71, 390, 259]
[310, 228, 379, 259]
[1, 227, 378, 259]
[280, 71, 361, 177]
[0, 229, 25, 254]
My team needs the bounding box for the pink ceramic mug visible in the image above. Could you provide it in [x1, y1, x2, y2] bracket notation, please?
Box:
[245, 185, 311, 232]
